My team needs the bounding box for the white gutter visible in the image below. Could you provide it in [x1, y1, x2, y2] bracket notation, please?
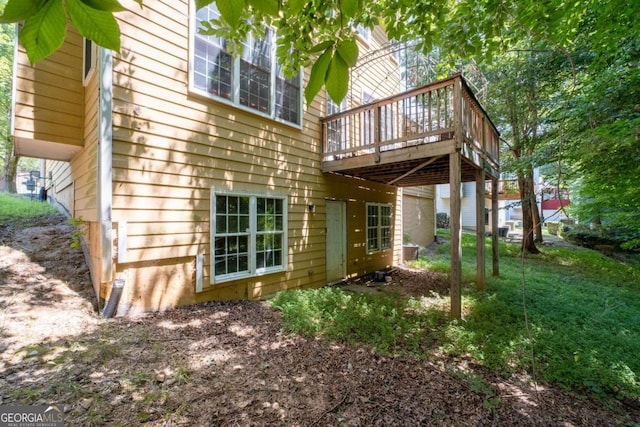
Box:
[97, 47, 113, 283]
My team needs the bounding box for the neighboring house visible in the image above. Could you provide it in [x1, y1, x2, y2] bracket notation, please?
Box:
[540, 185, 570, 222]
[436, 170, 570, 231]
[11, 1, 497, 315]
[436, 182, 484, 230]
[403, 186, 435, 247]
[436, 180, 512, 232]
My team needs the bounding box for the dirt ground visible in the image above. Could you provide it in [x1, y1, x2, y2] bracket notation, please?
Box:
[1, 214, 638, 426]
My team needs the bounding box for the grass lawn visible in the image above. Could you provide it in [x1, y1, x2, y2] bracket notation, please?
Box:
[270, 230, 640, 402]
[0, 192, 59, 227]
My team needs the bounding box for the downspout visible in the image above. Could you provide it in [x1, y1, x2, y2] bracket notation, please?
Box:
[97, 47, 119, 316]
[9, 24, 18, 143]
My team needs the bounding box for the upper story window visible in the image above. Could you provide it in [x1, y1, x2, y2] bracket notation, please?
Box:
[190, 3, 302, 126]
[366, 203, 392, 252]
[327, 96, 346, 116]
[357, 24, 371, 44]
[326, 96, 348, 152]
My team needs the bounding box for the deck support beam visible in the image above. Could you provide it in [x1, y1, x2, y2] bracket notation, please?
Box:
[449, 151, 462, 319]
[475, 169, 485, 291]
[491, 177, 500, 276]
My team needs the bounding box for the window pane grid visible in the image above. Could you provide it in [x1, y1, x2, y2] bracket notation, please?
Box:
[366, 203, 392, 252]
[212, 193, 286, 282]
[193, 6, 300, 125]
[276, 74, 300, 123]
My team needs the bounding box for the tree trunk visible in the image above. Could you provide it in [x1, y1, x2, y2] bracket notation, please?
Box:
[2, 145, 19, 193]
[518, 169, 540, 254]
[531, 189, 543, 243]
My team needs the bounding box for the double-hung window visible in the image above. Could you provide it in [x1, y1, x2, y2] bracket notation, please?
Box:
[366, 203, 392, 252]
[362, 91, 376, 146]
[211, 192, 287, 284]
[191, 3, 302, 126]
[326, 97, 347, 153]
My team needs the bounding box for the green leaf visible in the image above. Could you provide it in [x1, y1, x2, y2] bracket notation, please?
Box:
[216, 0, 245, 29]
[19, 0, 66, 64]
[286, 0, 305, 14]
[79, 0, 126, 12]
[325, 54, 349, 104]
[336, 38, 358, 67]
[0, 0, 43, 23]
[304, 48, 332, 106]
[340, 0, 358, 19]
[309, 40, 334, 53]
[194, 0, 216, 9]
[66, 0, 121, 52]
[248, 0, 278, 16]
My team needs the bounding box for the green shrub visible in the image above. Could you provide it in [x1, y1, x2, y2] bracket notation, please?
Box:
[436, 212, 450, 229]
[546, 221, 561, 236]
[561, 224, 617, 249]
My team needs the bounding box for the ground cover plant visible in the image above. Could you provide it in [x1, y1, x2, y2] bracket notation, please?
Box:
[270, 230, 640, 403]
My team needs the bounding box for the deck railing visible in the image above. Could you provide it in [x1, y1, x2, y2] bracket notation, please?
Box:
[485, 179, 520, 198]
[321, 74, 499, 170]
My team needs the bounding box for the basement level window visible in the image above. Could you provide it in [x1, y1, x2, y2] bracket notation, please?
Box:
[190, 3, 302, 127]
[366, 203, 392, 252]
[211, 191, 288, 284]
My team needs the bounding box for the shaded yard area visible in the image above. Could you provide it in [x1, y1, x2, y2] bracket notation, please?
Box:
[1, 209, 639, 425]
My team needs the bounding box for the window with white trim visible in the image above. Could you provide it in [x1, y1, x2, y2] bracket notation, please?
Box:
[357, 24, 371, 43]
[191, 3, 302, 126]
[326, 96, 347, 152]
[362, 90, 375, 145]
[366, 203, 392, 252]
[211, 192, 287, 284]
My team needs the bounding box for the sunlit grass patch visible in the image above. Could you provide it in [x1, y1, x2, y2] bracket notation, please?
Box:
[269, 287, 446, 356]
[0, 192, 59, 227]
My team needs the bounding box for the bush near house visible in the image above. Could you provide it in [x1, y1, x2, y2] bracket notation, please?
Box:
[561, 223, 640, 252]
[436, 212, 450, 229]
[546, 221, 561, 236]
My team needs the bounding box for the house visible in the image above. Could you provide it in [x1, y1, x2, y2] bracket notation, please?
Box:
[436, 170, 571, 233]
[540, 184, 570, 222]
[11, 1, 498, 316]
[436, 177, 517, 232]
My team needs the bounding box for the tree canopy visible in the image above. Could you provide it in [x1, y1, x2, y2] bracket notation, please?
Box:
[1, 0, 639, 247]
[1, 0, 638, 105]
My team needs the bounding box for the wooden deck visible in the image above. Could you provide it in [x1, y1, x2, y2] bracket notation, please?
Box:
[321, 74, 499, 186]
[321, 74, 501, 319]
[485, 179, 520, 200]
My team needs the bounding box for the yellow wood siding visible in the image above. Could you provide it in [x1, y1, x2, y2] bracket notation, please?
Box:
[107, 1, 406, 311]
[43, 48, 101, 296]
[347, 26, 402, 108]
[13, 23, 84, 148]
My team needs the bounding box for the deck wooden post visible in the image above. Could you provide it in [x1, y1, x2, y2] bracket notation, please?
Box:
[491, 177, 499, 276]
[475, 169, 485, 291]
[450, 151, 462, 319]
